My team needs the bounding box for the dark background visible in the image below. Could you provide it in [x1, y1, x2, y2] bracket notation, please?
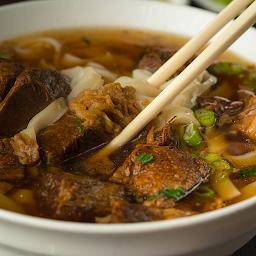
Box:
[0, 0, 256, 255]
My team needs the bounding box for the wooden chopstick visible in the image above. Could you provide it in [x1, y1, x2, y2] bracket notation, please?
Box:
[148, 0, 253, 88]
[88, 0, 256, 163]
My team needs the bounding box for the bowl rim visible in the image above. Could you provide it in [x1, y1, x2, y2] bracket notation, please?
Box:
[1, 0, 256, 235]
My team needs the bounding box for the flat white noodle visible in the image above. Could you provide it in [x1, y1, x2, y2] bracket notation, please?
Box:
[20, 126, 37, 142]
[115, 76, 160, 97]
[61, 66, 84, 89]
[67, 67, 104, 103]
[132, 69, 152, 80]
[87, 62, 117, 81]
[15, 37, 62, 54]
[155, 106, 200, 128]
[160, 70, 217, 109]
[27, 97, 68, 134]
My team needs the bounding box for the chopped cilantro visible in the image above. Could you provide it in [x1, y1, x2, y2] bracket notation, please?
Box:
[76, 116, 84, 133]
[81, 36, 91, 45]
[135, 153, 153, 164]
[147, 187, 186, 201]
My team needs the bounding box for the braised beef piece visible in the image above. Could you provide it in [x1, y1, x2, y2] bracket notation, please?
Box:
[196, 96, 243, 116]
[110, 142, 211, 198]
[111, 201, 197, 223]
[36, 172, 126, 222]
[38, 83, 140, 166]
[0, 58, 24, 102]
[231, 91, 256, 141]
[137, 47, 196, 80]
[0, 138, 24, 181]
[37, 113, 112, 166]
[0, 67, 71, 137]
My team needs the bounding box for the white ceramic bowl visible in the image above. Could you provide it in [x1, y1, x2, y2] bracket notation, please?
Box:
[1, 1, 256, 256]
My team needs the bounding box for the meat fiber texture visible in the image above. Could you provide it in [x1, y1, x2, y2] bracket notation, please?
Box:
[0, 67, 71, 137]
[36, 172, 126, 222]
[110, 142, 211, 198]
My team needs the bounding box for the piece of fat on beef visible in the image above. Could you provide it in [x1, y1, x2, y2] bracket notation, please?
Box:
[110, 142, 211, 198]
[137, 47, 196, 80]
[111, 201, 197, 223]
[0, 58, 24, 102]
[35, 172, 126, 222]
[0, 67, 71, 137]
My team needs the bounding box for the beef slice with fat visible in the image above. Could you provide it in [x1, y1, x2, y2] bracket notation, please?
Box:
[0, 67, 71, 137]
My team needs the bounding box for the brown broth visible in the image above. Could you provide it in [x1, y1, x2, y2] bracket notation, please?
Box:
[0, 28, 255, 221]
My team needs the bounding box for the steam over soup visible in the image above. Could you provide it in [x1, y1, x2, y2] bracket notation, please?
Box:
[0, 28, 256, 223]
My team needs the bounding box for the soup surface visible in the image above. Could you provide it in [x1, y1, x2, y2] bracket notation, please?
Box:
[0, 28, 256, 223]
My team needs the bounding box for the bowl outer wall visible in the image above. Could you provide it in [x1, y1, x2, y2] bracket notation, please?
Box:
[1, 0, 256, 256]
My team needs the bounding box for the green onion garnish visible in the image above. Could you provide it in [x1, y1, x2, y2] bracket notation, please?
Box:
[194, 108, 215, 127]
[135, 153, 153, 164]
[183, 123, 203, 148]
[211, 160, 232, 182]
[76, 116, 84, 133]
[204, 152, 221, 163]
[251, 85, 256, 90]
[247, 71, 256, 82]
[238, 168, 256, 178]
[213, 62, 244, 75]
[194, 185, 215, 198]
[147, 187, 186, 201]
[81, 36, 91, 45]
[190, 153, 201, 159]
[0, 55, 12, 61]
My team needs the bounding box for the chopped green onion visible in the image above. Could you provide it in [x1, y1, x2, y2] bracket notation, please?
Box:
[238, 168, 256, 178]
[213, 62, 244, 75]
[247, 71, 256, 82]
[0, 55, 12, 61]
[194, 108, 215, 127]
[183, 123, 203, 148]
[135, 153, 153, 164]
[194, 185, 215, 198]
[211, 160, 232, 182]
[76, 116, 84, 133]
[204, 152, 221, 163]
[81, 36, 91, 45]
[190, 153, 201, 159]
[147, 187, 186, 201]
[251, 85, 256, 90]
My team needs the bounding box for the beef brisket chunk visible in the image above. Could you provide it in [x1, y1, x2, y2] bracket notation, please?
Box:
[196, 96, 243, 116]
[111, 201, 197, 223]
[36, 172, 126, 222]
[37, 113, 112, 166]
[137, 47, 196, 80]
[110, 142, 211, 198]
[0, 58, 24, 102]
[0, 67, 71, 137]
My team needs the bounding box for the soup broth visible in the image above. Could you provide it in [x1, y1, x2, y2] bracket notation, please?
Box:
[0, 28, 256, 223]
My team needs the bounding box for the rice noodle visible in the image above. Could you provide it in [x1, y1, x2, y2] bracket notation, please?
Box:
[15, 37, 62, 54]
[132, 69, 152, 80]
[155, 106, 200, 128]
[27, 97, 68, 134]
[224, 150, 256, 168]
[115, 76, 160, 97]
[67, 67, 104, 103]
[20, 126, 37, 142]
[87, 62, 117, 81]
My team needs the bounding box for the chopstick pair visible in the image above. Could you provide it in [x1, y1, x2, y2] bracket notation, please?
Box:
[88, 0, 256, 163]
